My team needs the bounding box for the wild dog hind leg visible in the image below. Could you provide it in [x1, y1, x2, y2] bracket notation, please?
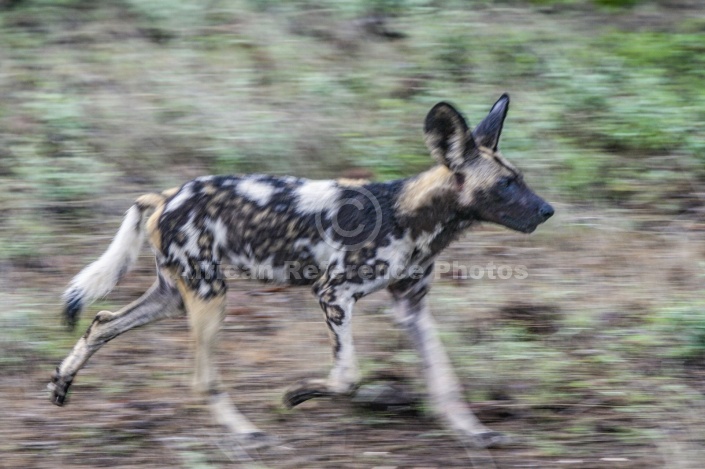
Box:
[50, 274, 185, 406]
[177, 277, 266, 440]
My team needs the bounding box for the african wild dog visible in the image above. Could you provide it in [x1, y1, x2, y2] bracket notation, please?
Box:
[49, 94, 553, 449]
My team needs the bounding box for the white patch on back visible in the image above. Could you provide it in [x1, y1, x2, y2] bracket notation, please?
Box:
[295, 180, 340, 214]
[164, 183, 193, 213]
[237, 179, 275, 206]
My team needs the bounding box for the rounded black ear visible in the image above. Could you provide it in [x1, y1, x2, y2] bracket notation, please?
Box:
[472, 93, 510, 151]
[424, 102, 475, 170]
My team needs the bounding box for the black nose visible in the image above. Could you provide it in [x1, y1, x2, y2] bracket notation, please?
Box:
[539, 203, 554, 220]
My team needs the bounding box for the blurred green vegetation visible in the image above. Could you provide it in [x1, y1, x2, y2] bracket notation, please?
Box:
[2, 1, 705, 465]
[2, 0, 704, 262]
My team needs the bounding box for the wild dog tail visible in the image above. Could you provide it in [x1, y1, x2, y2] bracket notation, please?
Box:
[62, 193, 166, 329]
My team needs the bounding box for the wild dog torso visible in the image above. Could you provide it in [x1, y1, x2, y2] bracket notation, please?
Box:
[156, 173, 473, 298]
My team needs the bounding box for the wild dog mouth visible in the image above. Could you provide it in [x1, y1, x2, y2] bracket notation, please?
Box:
[499, 214, 538, 234]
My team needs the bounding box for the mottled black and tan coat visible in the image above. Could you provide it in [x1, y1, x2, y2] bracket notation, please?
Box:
[50, 95, 553, 449]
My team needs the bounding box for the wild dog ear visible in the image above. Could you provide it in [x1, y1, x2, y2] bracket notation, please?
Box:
[472, 93, 509, 151]
[424, 102, 475, 171]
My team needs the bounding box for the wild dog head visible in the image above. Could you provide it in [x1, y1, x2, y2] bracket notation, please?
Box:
[424, 94, 554, 233]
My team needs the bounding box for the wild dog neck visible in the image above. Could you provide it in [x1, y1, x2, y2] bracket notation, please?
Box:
[394, 165, 478, 254]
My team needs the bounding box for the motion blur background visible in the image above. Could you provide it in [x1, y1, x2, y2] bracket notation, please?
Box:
[1, 0, 705, 467]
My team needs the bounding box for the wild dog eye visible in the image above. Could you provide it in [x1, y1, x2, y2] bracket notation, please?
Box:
[499, 177, 514, 189]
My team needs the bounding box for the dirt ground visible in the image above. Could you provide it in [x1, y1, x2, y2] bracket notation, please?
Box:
[2, 204, 705, 468]
[3, 0, 705, 466]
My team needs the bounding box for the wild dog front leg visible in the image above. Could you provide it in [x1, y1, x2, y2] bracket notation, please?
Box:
[389, 276, 510, 449]
[50, 278, 185, 406]
[284, 280, 360, 407]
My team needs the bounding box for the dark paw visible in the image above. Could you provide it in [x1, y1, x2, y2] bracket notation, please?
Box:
[470, 431, 512, 449]
[351, 383, 420, 414]
[282, 381, 330, 409]
[48, 369, 73, 407]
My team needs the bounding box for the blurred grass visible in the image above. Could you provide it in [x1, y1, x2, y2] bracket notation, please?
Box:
[2, 0, 705, 467]
[2, 0, 704, 263]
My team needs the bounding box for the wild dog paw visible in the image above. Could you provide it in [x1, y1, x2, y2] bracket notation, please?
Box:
[95, 310, 116, 323]
[351, 382, 420, 413]
[282, 380, 332, 408]
[48, 368, 73, 406]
